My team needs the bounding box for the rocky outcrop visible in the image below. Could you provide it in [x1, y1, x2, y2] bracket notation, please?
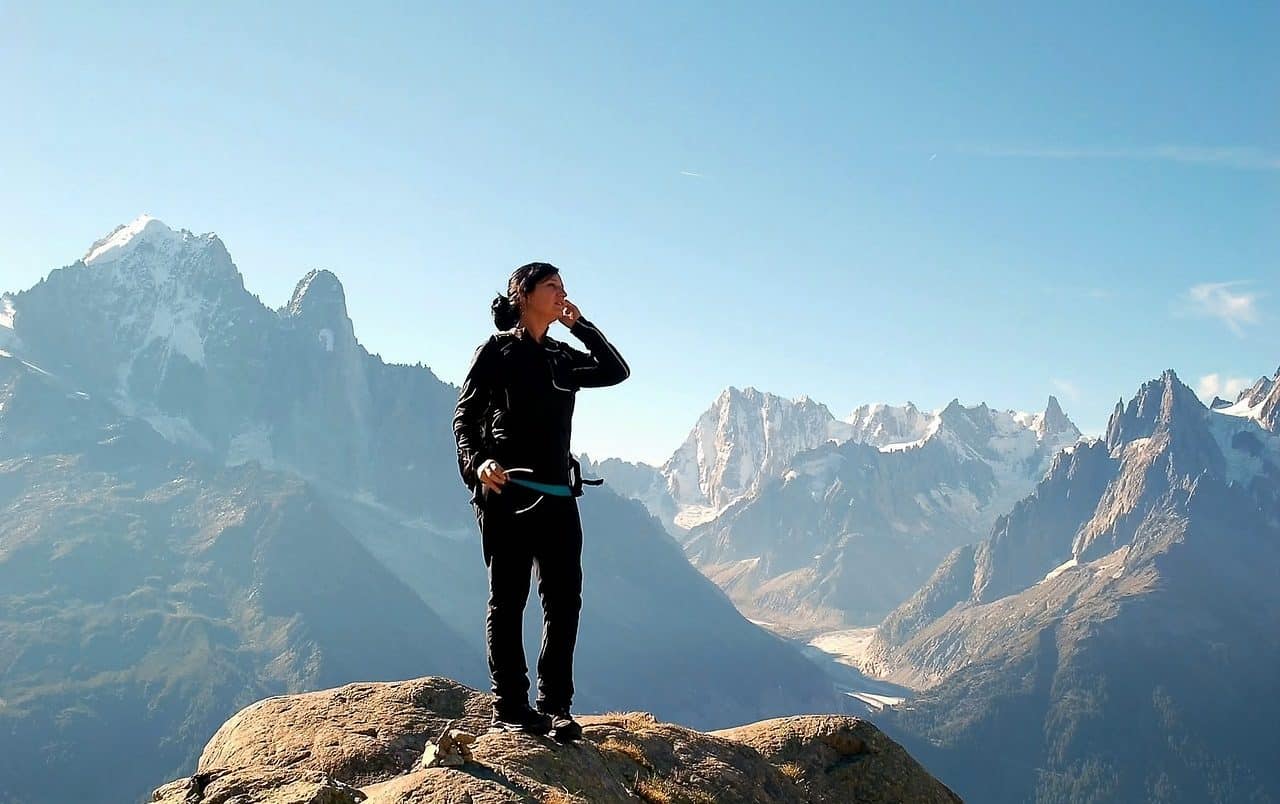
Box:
[152, 676, 961, 804]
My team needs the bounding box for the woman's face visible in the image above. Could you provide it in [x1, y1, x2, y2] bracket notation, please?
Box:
[522, 273, 567, 320]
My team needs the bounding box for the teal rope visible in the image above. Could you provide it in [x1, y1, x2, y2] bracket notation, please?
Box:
[506, 477, 575, 497]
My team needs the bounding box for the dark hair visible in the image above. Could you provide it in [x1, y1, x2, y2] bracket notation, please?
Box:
[490, 262, 560, 330]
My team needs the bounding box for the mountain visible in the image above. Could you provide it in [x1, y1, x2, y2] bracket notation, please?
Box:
[678, 396, 1081, 631]
[0, 218, 846, 804]
[578, 452, 678, 530]
[4, 216, 465, 530]
[0, 384, 481, 804]
[862, 368, 1280, 803]
[1218, 366, 1280, 433]
[845, 400, 937, 447]
[590, 391, 979, 537]
[661, 387, 855, 529]
[150, 676, 961, 804]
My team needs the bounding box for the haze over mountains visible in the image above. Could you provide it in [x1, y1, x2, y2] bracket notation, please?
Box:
[583, 324, 1280, 802]
[5, 216, 1277, 804]
[0, 217, 838, 804]
[589, 385, 1082, 630]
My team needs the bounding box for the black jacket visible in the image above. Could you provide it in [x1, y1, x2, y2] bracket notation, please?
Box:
[453, 318, 630, 502]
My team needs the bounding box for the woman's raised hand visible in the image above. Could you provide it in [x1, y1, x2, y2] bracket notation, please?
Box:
[478, 459, 508, 494]
[557, 298, 582, 328]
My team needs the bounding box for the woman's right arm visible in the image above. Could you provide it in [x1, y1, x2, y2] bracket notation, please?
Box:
[453, 337, 500, 489]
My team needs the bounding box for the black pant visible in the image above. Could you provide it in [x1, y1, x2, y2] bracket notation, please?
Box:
[473, 485, 583, 715]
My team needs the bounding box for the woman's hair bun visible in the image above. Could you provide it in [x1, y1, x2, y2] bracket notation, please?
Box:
[491, 293, 519, 330]
[489, 262, 560, 330]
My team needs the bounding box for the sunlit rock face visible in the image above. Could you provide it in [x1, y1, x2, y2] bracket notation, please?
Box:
[151, 676, 961, 804]
[863, 368, 1280, 804]
[670, 391, 1081, 630]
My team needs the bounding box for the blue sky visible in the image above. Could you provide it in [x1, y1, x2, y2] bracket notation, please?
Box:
[2, 2, 1276, 464]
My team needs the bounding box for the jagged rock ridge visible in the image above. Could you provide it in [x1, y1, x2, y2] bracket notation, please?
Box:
[4, 215, 463, 529]
[861, 368, 1280, 803]
[676, 395, 1081, 631]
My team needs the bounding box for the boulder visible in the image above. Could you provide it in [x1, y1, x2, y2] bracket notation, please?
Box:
[154, 676, 961, 803]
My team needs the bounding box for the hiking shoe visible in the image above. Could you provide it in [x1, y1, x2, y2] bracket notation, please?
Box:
[540, 708, 583, 742]
[489, 704, 553, 735]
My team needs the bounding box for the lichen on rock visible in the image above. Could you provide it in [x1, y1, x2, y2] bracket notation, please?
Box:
[153, 676, 961, 803]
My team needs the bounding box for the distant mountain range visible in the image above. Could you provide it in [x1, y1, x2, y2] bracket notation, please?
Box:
[589, 387, 1081, 630]
[0, 217, 840, 804]
[9, 215, 1276, 804]
[862, 368, 1280, 803]
[585, 326, 1280, 802]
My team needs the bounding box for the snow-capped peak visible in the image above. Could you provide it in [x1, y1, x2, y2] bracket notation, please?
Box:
[1234, 372, 1276, 409]
[1217, 367, 1280, 432]
[0, 294, 17, 352]
[78, 215, 236, 294]
[83, 215, 187, 266]
[844, 401, 935, 449]
[1032, 395, 1078, 440]
[663, 385, 854, 510]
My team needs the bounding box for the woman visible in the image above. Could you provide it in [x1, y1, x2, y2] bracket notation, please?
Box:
[452, 262, 630, 741]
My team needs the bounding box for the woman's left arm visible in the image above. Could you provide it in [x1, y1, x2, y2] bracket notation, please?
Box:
[559, 302, 630, 388]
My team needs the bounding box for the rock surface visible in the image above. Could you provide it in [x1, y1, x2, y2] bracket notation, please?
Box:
[153, 676, 961, 804]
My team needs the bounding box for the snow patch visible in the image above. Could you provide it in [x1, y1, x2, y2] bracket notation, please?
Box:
[673, 504, 723, 530]
[845, 691, 906, 711]
[1043, 557, 1079, 582]
[83, 215, 184, 266]
[1216, 390, 1274, 428]
[1207, 407, 1280, 486]
[1011, 410, 1038, 429]
[318, 328, 335, 352]
[808, 627, 878, 667]
[0, 296, 14, 329]
[18, 359, 53, 378]
[847, 401, 938, 449]
[144, 300, 207, 366]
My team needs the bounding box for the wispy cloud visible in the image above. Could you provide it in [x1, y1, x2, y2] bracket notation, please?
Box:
[961, 145, 1280, 171]
[679, 170, 704, 178]
[1196, 373, 1252, 404]
[1050, 378, 1082, 404]
[1184, 281, 1261, 336]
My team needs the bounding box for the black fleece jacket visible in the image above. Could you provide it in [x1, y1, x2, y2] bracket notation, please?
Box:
[452, 318, 629, 501]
